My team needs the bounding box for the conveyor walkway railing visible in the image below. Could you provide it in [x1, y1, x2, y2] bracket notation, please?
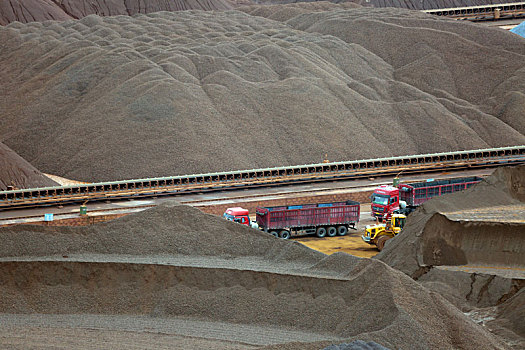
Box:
[1, 146, 524, 210]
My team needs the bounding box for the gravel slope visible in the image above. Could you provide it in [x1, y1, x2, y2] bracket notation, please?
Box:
[0, 202, 509, 349]
[0, 9, 523, 182]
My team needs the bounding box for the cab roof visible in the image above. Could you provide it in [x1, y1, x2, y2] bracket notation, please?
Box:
[373, 185, 399, 195]
[225, 207, 249, 216]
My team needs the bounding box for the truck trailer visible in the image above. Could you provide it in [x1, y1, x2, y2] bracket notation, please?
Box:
[371, 176, 482, 220]
[255, 200, 360, 239]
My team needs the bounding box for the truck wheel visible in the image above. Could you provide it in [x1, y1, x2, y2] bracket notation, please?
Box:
[270, 231, 279, 238]
[280, 230, 291, 239]
[327, 226, 337, 237]
[337, 225, 348, 236]
[316, 227, 326, 238]
[376, 236, 391, 251]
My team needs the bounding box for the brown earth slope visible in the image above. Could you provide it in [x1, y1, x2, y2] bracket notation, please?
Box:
[0, 9, 524, 182]
[0, 202, 509, 349]
[0, 142, 58, 190]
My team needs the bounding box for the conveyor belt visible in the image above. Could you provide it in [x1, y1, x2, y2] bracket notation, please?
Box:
[1, 146, 524, 210]
[422, 1, 525, 20]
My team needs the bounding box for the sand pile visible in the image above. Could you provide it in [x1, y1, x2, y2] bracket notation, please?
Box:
[0, 0, 233, 25]
[0, 9, 523, 182]
[0, 141, 58, 190]
[0, 202, 508, 349]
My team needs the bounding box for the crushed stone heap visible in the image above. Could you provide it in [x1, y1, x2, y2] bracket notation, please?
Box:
[0, 202, 508, 349]
[376, 165, 525, 349]
[1, 8, 524, 182]
[0, 142, 58, 190]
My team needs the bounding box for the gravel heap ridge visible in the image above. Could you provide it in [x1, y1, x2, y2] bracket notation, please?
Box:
[0, 141, 58, 190]
[376, 165, 525, 348]
[1, 9, 524, 182]
[0, 0, 233, 25]
[0, 202, 508, 349]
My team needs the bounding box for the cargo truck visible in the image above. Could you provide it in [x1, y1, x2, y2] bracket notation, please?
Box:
[371, 176, 482, 221]
[224, 200, 360, 239]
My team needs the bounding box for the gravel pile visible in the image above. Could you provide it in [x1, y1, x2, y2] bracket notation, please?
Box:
[0, 0, 233, 25]
[376, 165, 525, 276]
[0, 202, 508, 349]
[0, 141, 58, 190]
[375, 165, 525, 348]
[0, 9, 523, 182]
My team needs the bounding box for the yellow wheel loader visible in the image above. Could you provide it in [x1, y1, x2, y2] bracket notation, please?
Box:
[361, 214, 406, 251]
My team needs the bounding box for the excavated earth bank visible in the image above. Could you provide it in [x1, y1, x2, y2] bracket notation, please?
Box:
[0, 203, 509, 349]
[376, 165, 525, 348]
[0, 8, 524, 182]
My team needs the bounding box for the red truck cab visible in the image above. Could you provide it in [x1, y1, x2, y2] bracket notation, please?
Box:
[223, 207, 251, 225]
[371, 185, 400, 220]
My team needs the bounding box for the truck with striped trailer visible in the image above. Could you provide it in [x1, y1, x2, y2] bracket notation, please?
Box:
[254, 201, 360, 239]
[371, 176, 482, 221]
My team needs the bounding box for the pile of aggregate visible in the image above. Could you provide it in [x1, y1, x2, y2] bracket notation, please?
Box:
[0, 0, 233, 25]
[0, 141, 58, 190]
[0, 8, 524, 182]
[252, 0, 518, 11]
[0, 202, 508, 349]
[376, 165, 525, 348]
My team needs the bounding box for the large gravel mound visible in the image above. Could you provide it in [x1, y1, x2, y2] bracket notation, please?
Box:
[0, 0, 233, 25]
[0, 9, 524, 182]
[0, 202, 507, 349]
[376, 165, 525, 277]
[0, 142, 58, 190]
[375, 165, 525, 348]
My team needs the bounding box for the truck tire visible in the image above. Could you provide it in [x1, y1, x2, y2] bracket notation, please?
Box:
[270, 231, 279, 238]
[327, 226, 337, 237]
[280, 230, 291, 240]
[316, 227, 326, 238]
[337, 225, 348, 236]
[376, 236, 391, 251]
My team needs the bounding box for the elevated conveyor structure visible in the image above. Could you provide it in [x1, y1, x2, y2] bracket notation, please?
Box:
[1, 146, 524, 210]
[422, 1, 525, 20]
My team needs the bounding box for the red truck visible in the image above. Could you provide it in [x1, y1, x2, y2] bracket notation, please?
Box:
[371, 176, 482, 220]
[223, 207, 259, 228]
[255, 200, 360, 239]
[224, 201, 360, 239]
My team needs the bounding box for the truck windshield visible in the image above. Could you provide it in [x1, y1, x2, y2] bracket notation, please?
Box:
[223, 213, 235, 221]
[372, 194, 389, 205]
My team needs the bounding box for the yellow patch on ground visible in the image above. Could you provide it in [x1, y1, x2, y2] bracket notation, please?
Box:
[295, 233, 378, 259]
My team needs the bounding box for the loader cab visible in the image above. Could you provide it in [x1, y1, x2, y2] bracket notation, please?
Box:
[389, 214, 406, 234]
[223, 207, 251, 226]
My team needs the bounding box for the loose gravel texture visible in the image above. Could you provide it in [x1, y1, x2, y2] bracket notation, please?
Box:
[376, 165, 525, 348]
[0, 201, 509, 349]
[0, 8, 523, 182]
[0, 141, 58, 190]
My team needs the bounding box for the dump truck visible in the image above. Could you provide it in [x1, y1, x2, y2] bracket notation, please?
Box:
[224, 200, 360, 239]
[362, 213, 406, 251]
[371, 176, 482, 221]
